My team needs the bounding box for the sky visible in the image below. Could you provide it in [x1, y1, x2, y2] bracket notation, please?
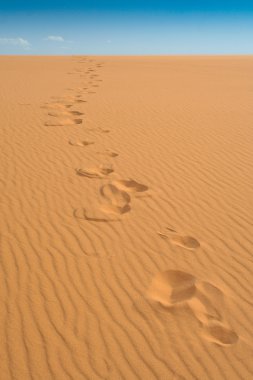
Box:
[0, 1, 253, 54]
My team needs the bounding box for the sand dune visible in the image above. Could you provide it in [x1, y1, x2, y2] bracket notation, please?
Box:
[0, 55, 253, 379]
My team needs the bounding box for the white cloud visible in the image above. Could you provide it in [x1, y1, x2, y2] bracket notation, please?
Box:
[0, 37, 31, 50]
[46, 35, 64, 42]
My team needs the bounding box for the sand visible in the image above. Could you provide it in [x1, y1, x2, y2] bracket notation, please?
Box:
[0, 55, 253, 379]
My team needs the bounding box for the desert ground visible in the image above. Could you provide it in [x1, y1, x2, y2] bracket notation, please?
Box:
[0, 55, 253, 379]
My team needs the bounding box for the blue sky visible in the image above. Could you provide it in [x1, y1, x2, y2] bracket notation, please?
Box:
[0, 1, 253, 54]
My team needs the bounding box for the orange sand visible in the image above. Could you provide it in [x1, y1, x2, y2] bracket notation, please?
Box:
[0, 56, 253, 379]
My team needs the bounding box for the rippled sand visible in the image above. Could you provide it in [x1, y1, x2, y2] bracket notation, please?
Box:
[0, 56, 253, 379]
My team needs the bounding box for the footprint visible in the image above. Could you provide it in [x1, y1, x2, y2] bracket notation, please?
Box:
[41, 103, 73, 110]
[53, 96, 86, 104]
[166, 227, 177, 233]
[170, 235, 200, 250]
[157, 232, 169, 239]
[100, 129, 110, 133]
[105, 151, 118, 158]
[48, 99, 76, 106]
[113, 179, 148, 193]
[45, 118, 82, 126]
[147, 270, 196, 306]
[189, 282, 224, 324]
[96, 150, 119, 158]
[74, 207, 119, 223]
[147, 269, 238, 346]
[50, 95, 74, 101]
[86, 128, 110, 134]
[69, 140, 94, 147]
[76, 164, 114, 179]
[202, 322, 238, 346]
[74, 99, 87, 104]
[48, 111, 84, 117]
[100, 184, 131, 215]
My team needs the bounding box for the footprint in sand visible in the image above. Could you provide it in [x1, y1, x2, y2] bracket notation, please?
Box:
[201, 322, 238, 346]
[69, 140, 94, 147]
[147, 270, 196, 306]
[112, 179, 149, 193]
[76, 164, 114, 179]
[74, 207, 120, 223]
[74, 99, 87, 104]
[157, 229, 200, 251]
[41, 103, 73, 110]
[105, 151, 118, 158]
[89, 128, 110, 134]
[170, 235, 200, 250]
[73, 185, 131, 221]
[74, 180, 133, 222]
[49, 96, 87, 105]
[100, 129, 110, 133]
[45, 118, 82, 126]
[48, 110, 84, 117]
[100, 184, 131, 215]
[189, 281, 224, 324]
[147, 269, 238, 346]
[96, 150, 119, 158]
